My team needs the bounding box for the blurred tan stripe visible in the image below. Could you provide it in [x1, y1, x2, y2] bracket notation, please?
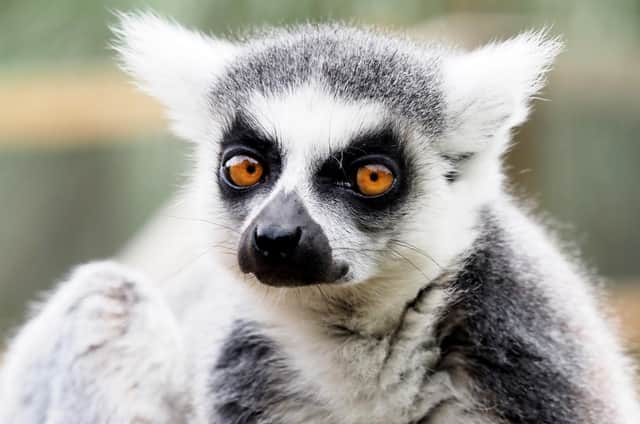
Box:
[0, 55, 637, 145]
[608, 286, 640, 355]
[0, 68, 164, 145]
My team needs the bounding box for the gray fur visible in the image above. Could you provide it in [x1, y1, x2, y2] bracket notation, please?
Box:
[211, 24, 445, 137]
[209, 320, 327, 423]
[437, 210, 594, 423]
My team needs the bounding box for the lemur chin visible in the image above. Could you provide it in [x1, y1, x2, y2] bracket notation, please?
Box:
[1, 11, 638, 424]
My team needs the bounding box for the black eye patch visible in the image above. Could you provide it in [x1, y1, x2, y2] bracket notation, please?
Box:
[316, 126, 404, 184]
[216, 112, 282, 222]
[220, 112, 279, 155]
[314, 125, 414, 231]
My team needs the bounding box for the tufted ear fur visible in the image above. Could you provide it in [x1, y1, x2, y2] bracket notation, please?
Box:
[439, 30, 563, 157]
[111, 12, 238, 142]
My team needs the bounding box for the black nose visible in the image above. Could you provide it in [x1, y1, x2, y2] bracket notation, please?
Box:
[238, 192, 347, 286]
[253, 225, 302, 259]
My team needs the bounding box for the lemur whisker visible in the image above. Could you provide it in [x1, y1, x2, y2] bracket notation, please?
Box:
[158, 243, 236, 284]
[161, 214, 242, 235]
[388, 239, 443, 271]
[388, 246, 432, 284]
[315, 285, 332, 305]
[333, 247, 388, 253]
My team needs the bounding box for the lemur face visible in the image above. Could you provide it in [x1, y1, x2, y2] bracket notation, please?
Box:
[215, 93, 422, 287]
[115, 14, 560, 288]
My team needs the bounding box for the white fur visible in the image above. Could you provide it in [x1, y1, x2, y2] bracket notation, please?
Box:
[434, 31, 563, 225]
[441, 30, 562, 155]
[112, 12, 237, 143]
[0, 262, 189, 423]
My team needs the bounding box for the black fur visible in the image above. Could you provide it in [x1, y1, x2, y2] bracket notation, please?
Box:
[441, 153, 472, 183]
[314, 124, 416, 233]
[237, 191, 348, 286]
[209, 320, 317, 424]
[217, 113, 283, 223]
[435, 212, 589, 424]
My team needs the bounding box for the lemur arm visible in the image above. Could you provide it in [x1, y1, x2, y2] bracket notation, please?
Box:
[0, 262, 191, 424]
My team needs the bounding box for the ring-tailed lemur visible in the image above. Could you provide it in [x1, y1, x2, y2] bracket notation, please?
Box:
[1, 12, 638, 424]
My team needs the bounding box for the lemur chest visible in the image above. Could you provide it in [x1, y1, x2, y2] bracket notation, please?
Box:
[207, 320, 327, 423]
[207, 319, 461, 424]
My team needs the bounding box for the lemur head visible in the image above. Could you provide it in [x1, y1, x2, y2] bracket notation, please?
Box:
[115, 13, 561, 290]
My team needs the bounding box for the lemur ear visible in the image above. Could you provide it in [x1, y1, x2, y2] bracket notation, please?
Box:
[439, 30, 562, 155]
[112, 12, 237, 142]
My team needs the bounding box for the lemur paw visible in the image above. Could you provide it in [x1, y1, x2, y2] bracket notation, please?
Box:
[0, 261, 190, 424]
[56, 262, 164, 359]
[378, 284, 447, 391]
[56, 263, 139, 350]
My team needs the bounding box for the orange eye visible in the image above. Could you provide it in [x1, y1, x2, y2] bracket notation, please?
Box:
[224, 155, 264, 187]
[356, 164, 394, 196]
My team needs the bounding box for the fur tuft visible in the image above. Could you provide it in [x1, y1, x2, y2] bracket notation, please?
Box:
[440, 29, 563, 155]
[111, 11, 237, 142]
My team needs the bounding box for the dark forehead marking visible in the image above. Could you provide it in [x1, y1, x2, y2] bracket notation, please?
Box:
[210, 24, 445, 137]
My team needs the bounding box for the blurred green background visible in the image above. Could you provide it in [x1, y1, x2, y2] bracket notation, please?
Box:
[0, 0, 639, 354]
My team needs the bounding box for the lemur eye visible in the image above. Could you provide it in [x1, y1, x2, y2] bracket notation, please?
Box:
[224, 155, 264, 188]
[356, 164, 394, 196]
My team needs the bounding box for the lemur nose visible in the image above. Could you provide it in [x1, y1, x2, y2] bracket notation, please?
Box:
[253, 225, 302, 259]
